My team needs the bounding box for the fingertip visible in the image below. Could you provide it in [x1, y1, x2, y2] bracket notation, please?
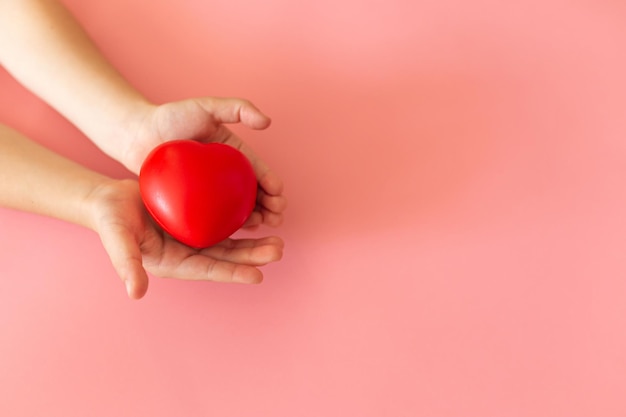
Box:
[273, 243, 284, 262]
[259, 171, 284, 196]
[242, 211, 263, 229]
[251, 241, 284, 264]
[275, 238, 285, 254]
[233, 266, 264, 284]
[260, 193, 288, 214]
[252, 114, 272, 130]
[128, 283, 148, 300]
[124, 271, 149, 300]
[264, 211, 284, 227]
[277, 195, 288, 212]
[263, 235, 285, 248]
[243, 224, 261, 232]
[241, 101, 271, 130]
[125, 280, 133, 298]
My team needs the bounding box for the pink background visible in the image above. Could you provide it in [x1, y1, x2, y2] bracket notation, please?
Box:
[1, 0, 625, 415]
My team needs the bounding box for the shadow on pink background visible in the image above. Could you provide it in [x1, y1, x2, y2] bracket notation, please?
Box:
[1, 0, 625, 416]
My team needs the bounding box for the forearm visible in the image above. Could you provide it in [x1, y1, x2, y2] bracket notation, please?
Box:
[0, 123, 108, 230]
[0, 0, 152, 164]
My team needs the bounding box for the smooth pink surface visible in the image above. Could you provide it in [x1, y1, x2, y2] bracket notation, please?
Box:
[1, 1, 625, 416]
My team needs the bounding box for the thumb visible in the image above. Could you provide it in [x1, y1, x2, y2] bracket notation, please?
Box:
[99, 226, 149, 299]
[196, 97, 271, 130]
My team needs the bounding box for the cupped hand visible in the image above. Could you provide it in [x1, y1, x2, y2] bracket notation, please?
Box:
[122, 97, 287, 229]
[88, 179, 284, 299]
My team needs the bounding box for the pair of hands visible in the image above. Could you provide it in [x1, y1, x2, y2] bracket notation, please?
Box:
[0, 0, 285, 298]
[91, 97, 286, 299]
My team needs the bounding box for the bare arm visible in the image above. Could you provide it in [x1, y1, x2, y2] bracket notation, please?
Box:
[0, 0, 152, 165]
[0, 123, 107, 229]
[0, 0, 286, 226]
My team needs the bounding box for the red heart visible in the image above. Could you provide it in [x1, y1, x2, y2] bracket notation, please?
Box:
[139, 140, 257, 248]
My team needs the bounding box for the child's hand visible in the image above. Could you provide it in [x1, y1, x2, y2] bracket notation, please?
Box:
[0, 0, 285, 229]
[89, 179, 284, 299]
[122, 97, 287, 230]
[0, 1, 287, 300]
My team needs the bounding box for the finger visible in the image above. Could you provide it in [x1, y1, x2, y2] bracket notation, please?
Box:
[201, 237, 284, 265]
[214, 236, 285, 250]
[99, 226, 149, 299]
[257, 206, 284, 227]
[204, 123, 285, 214]
[257, 189, 288, 214]
[149, 237, 263, 284]
[242, 207, 284, 228]
[241, 221, 261, 231]
[214, 130, 284, 199]
[243, 192, 284, 229]
[171, 254, 263, 283]
[257, 168, 284, 197]
[195, 97, 271, 130]
[202, 127, 273, 184]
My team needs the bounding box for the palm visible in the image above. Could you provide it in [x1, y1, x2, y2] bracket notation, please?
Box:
[92, 180, 284, 299]
[127, 97, 286, 229]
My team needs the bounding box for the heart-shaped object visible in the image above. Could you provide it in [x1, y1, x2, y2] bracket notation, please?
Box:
[139, 140, 257, 248]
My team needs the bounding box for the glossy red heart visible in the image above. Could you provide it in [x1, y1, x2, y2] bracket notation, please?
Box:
[139, 140, 257, 248]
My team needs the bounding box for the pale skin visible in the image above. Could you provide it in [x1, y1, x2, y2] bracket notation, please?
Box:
[0, 0, 287, 298]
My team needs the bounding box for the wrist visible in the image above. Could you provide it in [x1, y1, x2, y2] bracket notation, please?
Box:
[92, 99, 157, 174]
[81, 178, 133, 233]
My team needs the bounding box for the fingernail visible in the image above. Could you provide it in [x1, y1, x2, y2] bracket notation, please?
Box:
[125, 280, 133, 297]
